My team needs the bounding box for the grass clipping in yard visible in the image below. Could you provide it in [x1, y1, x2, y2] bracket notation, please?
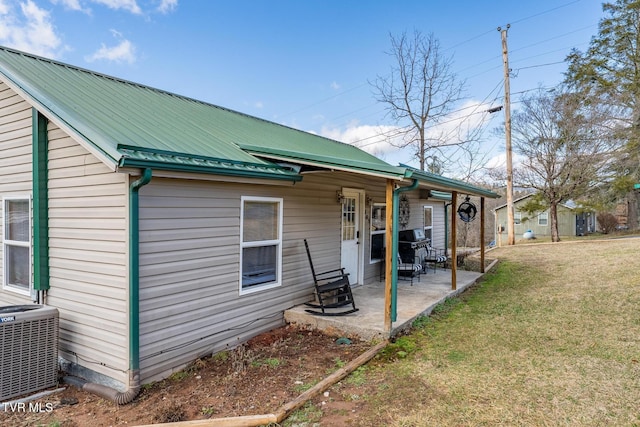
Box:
[355, 238, 640, 426]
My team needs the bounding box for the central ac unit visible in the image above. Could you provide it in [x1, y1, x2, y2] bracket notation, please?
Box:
[0, 305, 59, 401]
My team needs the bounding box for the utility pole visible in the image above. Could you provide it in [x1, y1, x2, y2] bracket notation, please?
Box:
[498, 24, 515, 246]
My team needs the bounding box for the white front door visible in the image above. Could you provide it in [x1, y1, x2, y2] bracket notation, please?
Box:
[340, 189, 362, 284]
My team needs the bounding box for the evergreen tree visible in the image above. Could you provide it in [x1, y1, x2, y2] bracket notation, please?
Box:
[565, 0, 640, 229]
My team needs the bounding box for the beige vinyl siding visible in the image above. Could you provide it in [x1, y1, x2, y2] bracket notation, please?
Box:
[45, 123, 129, 385]
[0, 82, 33, 305]
[137, 171, 452, 382]
[138, 171, 385, 382]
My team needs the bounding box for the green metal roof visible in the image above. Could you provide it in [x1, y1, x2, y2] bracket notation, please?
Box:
[0, 46, 406, 181]
[0, 46, 503, 195]
[402, 165, 501, 199]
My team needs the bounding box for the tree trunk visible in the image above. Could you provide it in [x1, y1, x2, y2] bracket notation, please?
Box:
[550, 202, 560, 242]
[627, 190, 639, 230]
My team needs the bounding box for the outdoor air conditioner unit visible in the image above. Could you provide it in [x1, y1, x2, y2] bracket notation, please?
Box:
[0, 305, 59, 401]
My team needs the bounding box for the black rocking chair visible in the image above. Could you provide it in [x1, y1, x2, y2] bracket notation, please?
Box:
[303, 239, 359, 316]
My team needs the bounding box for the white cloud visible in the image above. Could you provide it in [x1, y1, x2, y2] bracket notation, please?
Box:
[317, 100, 501, 169]
[0, 0, 64, 58]
[0, 1, 10, 14]
[320, 121, 401, 156]
[51, 0, 87, 12]
[424, 100, 493, 146]
[485, 152, 506, 170]
[157, 0, 177, 13]
[92, 0, 141, 14]
[330, 81, 340, 90]
[254, 101, 263, 109]
[85, 30, 136, 63]
[51, 0, 178, 14]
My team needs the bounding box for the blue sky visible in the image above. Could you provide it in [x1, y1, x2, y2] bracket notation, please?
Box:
[0, 0, 604, 177]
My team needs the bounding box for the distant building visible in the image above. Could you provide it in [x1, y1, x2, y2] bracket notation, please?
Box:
[494, 194, 596, 243]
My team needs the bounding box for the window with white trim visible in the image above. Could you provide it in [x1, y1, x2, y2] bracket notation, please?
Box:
[538, 211, 549, 226]
[514, 211, 522, 225]
[3, 196, 31, 295]
[423, 206, 433, 240]
[370, 203, 386, 263]
[239, 196, 282, 294]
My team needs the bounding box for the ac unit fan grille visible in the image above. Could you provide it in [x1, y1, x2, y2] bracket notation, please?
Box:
[0, 311, 59, 401]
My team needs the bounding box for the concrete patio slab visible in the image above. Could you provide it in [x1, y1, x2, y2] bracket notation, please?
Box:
[285, 265, 492, 341]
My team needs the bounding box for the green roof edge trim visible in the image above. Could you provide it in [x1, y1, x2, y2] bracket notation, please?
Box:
[429, 190, 452, 201]
[400, 165, 500, 198]
[241, 144, 408, 179]
[117, 145, 302, 182]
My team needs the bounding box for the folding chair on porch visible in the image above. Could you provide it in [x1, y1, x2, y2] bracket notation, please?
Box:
[303, 239, 359, 316]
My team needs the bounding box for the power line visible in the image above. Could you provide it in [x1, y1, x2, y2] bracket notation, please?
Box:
[276, 0, 596, 143]
[354, 88, 504, 148]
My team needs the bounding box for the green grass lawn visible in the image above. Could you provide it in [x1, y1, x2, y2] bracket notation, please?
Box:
[342, 237, 640, 426]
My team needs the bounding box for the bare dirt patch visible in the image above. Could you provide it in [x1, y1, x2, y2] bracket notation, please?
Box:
[1, 324, 374, 427]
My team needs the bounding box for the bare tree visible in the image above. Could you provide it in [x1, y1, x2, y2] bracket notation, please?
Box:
[510, 87, 616, 242]
[372, 30, 470, 171]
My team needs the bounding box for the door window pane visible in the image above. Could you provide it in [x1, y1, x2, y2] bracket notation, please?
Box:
[342, 197, 356, 241]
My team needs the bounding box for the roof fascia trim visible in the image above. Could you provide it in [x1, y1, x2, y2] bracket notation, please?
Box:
[242, 147, 408, 180]
[117, 144, 301, 181]
[401, 165, 500, 198]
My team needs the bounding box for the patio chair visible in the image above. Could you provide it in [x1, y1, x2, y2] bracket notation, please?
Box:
[303, 239, 359, 316]
[397, 253, 423, 285]
[421, 245, 448, 273]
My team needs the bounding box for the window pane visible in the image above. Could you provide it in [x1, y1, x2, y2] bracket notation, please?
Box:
[371, 205, 386, 231]
[424, 207, 432, 227]
[371, 233, 385, 261]
[242, 245, 277, 287]
[5, 199, 29, 242]
[243, 201, 278, 242]
[342, 197, 356, 241]
[7, 245, 29, 290]
[539, 212, 548, 225]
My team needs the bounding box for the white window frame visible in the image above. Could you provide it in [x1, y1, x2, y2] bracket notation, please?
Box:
[538, 211, 549, 226]
[514, 211, 522, 225]
[2, 195, 32, 296]
[239, 196, 283, 295]
[423, 205, 433, 241]
[369, 203, 386, 263]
